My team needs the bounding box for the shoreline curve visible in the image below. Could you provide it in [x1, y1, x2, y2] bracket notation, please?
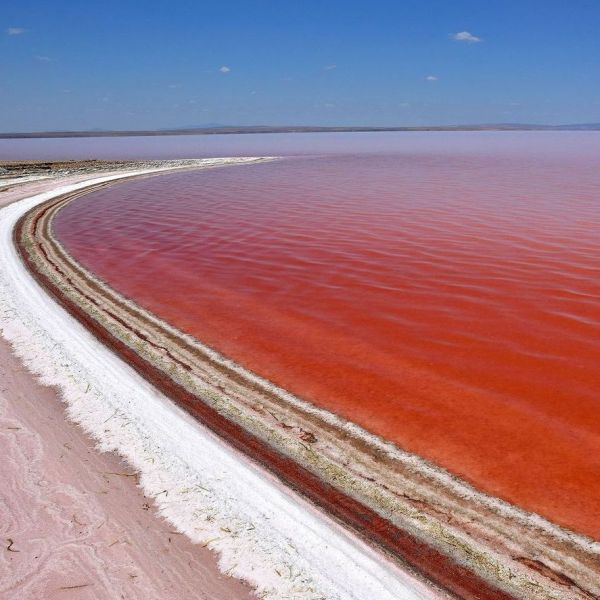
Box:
[4, 160, 600, 599]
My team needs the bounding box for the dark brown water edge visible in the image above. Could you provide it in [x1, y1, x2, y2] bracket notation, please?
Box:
[14, 171, 600, 600]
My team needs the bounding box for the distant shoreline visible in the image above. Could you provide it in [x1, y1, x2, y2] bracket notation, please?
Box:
[2, 123, 600, 139]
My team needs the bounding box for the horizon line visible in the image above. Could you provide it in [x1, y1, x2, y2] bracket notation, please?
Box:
[2, 122, 600, 139]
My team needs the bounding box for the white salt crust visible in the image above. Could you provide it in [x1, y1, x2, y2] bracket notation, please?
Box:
[0, 161, 440, 600]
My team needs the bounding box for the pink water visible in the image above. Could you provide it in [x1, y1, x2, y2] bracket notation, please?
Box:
[54, 140, 600, 539]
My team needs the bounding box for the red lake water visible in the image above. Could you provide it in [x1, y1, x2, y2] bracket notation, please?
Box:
[53, 138, 600, 539]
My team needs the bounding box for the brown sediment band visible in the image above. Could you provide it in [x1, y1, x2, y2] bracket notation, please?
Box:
[15, 169, 600, 600]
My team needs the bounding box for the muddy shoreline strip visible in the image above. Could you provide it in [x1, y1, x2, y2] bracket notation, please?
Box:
[12, 163, 600, 600]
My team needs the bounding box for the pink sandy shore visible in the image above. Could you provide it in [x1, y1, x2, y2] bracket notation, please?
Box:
[0, 177, 254, 600]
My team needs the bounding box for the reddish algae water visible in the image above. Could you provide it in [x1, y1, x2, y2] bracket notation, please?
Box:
[54, 144, 600, 539]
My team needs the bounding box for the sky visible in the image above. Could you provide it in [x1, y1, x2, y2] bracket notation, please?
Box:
[2, 0, 600, 131]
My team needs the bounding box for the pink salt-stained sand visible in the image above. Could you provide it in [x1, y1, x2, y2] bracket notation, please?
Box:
[0, 309, 254, 600]
[0, 178, 254, 600]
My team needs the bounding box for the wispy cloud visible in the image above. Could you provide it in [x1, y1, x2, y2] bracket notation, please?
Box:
[7, 27, 26, 35]
[425, 75, 438, 81]
[450, 31, 482, 43]
[323, 64, 337, 71]
[219, 65, 231, 73]
[34, 55, 53, 62]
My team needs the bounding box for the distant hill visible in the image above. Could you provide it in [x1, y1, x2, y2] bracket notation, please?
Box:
[554, 123, 600, 130]
[1, 123, 600, 139]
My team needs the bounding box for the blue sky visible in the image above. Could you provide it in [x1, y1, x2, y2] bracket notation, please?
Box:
[2, 1, 600, 131]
